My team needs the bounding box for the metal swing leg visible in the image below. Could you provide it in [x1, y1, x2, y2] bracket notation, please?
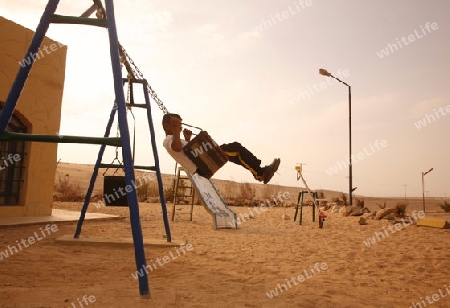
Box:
[74, 103, 118, 238]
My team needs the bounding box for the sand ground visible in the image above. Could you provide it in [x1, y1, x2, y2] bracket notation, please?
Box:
[1, 199, 449, 308]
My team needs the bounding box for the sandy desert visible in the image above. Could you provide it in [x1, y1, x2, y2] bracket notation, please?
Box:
[0, 162, 449, 308]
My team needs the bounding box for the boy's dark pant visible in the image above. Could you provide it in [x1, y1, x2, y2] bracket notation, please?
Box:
[220, 142, 263, 178]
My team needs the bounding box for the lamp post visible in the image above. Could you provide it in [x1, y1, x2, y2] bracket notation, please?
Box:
[319, 68, 352, 205]
[422, 168, 433, 212]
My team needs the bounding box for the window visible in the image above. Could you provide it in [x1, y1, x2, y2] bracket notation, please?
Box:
[0, 103, 27, 205]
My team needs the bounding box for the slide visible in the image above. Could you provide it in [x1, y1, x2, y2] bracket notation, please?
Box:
[188, 173, 238, 229]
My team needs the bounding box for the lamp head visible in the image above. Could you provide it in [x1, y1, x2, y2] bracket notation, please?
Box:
[423, 168, 434, 176]
[319, 68, 331, 77]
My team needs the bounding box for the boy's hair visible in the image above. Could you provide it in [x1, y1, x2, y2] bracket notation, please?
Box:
[162, 113, 182, 126]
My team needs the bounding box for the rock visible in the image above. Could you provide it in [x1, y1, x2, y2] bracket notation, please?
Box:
[359, 217, 367, 225]
[345, 205, 364, 217]
[350, 209, 364, 216]
[362, 213, 371, 219]
[282, 213, 290, 220]
[375, 208, 397, 220]
[386, 215, 395, 221]
[241, 213, 251, 221]
[331, 204, 341, 213]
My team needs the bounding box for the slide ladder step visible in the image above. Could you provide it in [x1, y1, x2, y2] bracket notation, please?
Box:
[171, 167, 195, 221]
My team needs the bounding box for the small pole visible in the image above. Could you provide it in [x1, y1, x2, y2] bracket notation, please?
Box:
[422, 168, 433, 213]
[422, 172, 425, 212]
[299, 192, 303, 225]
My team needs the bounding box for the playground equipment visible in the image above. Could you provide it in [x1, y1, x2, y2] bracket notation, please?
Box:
[0, 0, 169, 298]
[417, 217, 449, 229]
[186, 172, 237, 229]
[82, 1, 233, 231]
[294, 190, 318, 225]
[1, 0, 239, 297]
[171, 166, 238, 229]
[293, 164, 326, 225]
[182, 130, 229, 179]
[170, 127, 236, 228]
[171, 166, 196, 221]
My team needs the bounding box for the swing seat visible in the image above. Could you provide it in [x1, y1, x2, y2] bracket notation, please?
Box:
[103, 176, 128, 206]
[183, 131, 228, 179]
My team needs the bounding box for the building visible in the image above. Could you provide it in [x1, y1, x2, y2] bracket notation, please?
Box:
[0, 16, 67, 218]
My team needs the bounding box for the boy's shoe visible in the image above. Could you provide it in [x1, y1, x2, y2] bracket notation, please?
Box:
[262, 158, 280, 184]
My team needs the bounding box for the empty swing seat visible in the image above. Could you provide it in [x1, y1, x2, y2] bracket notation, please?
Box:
[103, 176, 128, 206]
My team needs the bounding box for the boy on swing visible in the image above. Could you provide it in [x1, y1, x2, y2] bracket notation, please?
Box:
[162, 113, 280, 184]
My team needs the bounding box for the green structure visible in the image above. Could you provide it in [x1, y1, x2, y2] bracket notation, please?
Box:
[294, 190, 318, 225]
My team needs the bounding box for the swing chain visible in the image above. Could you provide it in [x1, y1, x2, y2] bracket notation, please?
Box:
[119, 45, 169, 114]
[90, 0, 169, 115]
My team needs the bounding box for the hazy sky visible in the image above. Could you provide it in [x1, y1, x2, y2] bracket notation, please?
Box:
[2, 0, 449, 197]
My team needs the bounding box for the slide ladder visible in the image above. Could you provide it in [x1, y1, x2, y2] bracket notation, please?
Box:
[171, 167, 195, 221]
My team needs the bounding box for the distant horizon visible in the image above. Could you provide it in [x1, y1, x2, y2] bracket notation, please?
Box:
[56, 161, 447, 200]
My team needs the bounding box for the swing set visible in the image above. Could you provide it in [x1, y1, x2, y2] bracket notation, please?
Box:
[293, 163, 327, 225]
[0, 0, 229, 298]
[97, 82, 148, 207]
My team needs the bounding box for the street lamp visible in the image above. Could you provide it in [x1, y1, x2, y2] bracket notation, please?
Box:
[319, 68, 353, 205]
[422, 168, 433, 212]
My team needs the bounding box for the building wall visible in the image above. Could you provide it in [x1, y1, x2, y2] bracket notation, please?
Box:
[0, 16, 67, 217]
